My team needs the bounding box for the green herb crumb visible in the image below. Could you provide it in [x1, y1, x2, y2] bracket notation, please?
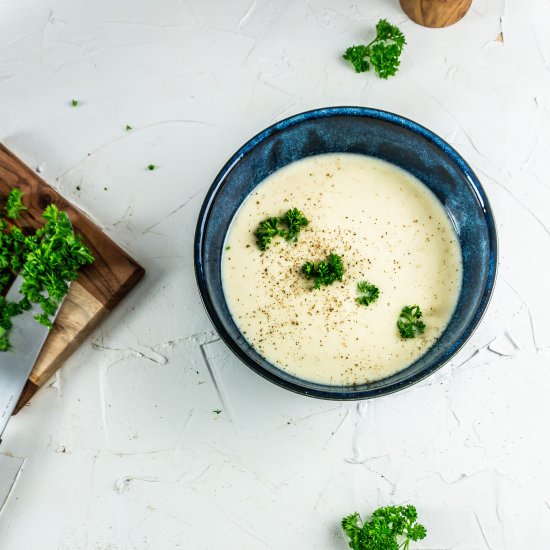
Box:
[71, 99, 78, 107]
[147, 164, 156, 171]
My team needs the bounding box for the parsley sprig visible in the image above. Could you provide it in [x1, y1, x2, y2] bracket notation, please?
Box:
[342, 505, 427, 550]
[356, 281, 380, 306]
[0, 195, 94, 350]
[397, 305, 426, 338]
[21, 205, 94, 328]
[0, 297, 30, 351]
[343, 19, 406, 79]
[254, 208, 309, 251]
[255, 217, 284, 251]
[4, 189, 27, 220]
[302, 253, 344, 289]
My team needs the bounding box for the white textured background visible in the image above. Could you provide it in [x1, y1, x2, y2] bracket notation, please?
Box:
[0, 0, 549, 548]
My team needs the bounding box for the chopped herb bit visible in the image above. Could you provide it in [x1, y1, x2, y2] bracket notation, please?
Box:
[397, 305, 426, 338]
[0, 297, 30, 351]
[255, 217, 284, 251]
[71, 99, 78, 107]
[342, 505, 427, 550]
[356, 281, 379, 306]
[343, 19, 406, 79]
[21, 205, 94, 329]
[103, 187, 108, 191]
[5, 189, 26, 220]
[76, 185, 81, 191]
[0, 196, 94, 349]
[283, 207, 309, 241]
[225, 245, 231, 251]
[302, 253, 344, 289]
[126, 124, 132, 131]
[147, 164, 156, 171]
[254, 208, 308, 251]
[213, 409, 222, 415]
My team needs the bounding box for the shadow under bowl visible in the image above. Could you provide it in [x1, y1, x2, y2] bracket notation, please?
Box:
[194, 106, 497, 400]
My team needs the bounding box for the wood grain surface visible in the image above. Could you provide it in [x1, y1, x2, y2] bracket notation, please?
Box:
[400, 0, 472, 28]
[0, 144, 145, 413]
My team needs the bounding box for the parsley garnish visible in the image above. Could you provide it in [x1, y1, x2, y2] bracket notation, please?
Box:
[147, 164, 156, 171]
[397, 305, 426, 338]
[254, 208, 309, 251]
[213, 409, 222, 415]
[0, 196, 94, 349]
[71, 99, 78, 107]
[283, 207, 309, 242]
[4, 189, 27, 220]
[356, 281, 379, 306]
[342, 505, 427, 550]
[21, 205, 94, 328]
[302, 253, 344, 289]
[255, 217, 283, 251]
[343, 19, 406, 79]
[126, 125, 132, 131]
[0, 297, 30, 351]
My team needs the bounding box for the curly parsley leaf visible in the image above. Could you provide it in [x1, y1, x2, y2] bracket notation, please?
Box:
[0, 197, 94, 348]
[343, 45, 371, 73]
[397, 305, 426, 339]
[0, 222, 26, 274]
[0, 296, 30, 351]
[283, 208, 309, 241]
[255, 217, 284, 251]
[20, 205, 94, 328]
[356, 281, 380, 306]
[343, 19, 406, 79]
[342, 505, 427, 550]
[302, 253, 344, 289]
[5, 189, 27, 220]
[254, 208, 308, 251]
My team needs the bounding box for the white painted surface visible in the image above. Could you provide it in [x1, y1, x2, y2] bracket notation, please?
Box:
[0, 0, 548, 548]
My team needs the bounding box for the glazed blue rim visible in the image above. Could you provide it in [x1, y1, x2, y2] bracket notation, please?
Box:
[194, 106, 498, 400]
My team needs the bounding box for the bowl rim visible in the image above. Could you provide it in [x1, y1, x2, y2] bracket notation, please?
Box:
[194, 106, 498, 400]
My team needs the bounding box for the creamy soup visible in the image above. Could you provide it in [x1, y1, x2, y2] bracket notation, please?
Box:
[222, 153, 462, 385]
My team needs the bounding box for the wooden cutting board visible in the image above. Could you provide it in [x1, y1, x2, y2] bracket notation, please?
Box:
[0, 144, 145, 414]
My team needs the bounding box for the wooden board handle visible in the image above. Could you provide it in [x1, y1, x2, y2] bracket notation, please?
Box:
[400, 0, 472, 28]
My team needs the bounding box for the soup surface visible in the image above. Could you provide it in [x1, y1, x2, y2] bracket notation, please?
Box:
[222, 153, 462, 385]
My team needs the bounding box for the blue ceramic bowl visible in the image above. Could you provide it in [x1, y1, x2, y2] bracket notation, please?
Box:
[194, 107, 497, 400]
